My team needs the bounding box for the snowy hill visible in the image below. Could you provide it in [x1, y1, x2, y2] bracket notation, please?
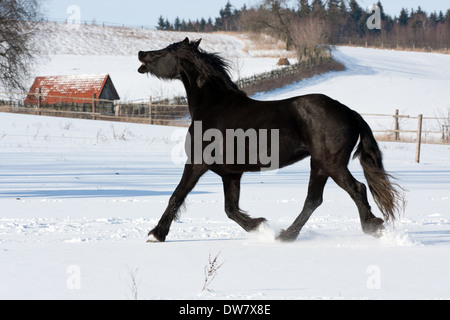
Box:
[35, 22, 247, 57]
[32, 22, 294, 102]
[258, 46, 450, 118]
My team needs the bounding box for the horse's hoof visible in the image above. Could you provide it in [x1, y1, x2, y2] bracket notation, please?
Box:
[244, 218, 267, 233]
[146, 234, 161, 243]
[252, 218, 268, 230]
[276, 229, 299, 242]
[147, 230, 166, 243]
[362, 218, 385, 239]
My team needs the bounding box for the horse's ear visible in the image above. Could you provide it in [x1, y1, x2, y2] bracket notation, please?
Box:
[193, 39, 202, 49]
[183, 37, 190, 45]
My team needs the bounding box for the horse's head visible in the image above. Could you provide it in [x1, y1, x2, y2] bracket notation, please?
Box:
[138, 37, 201, 80]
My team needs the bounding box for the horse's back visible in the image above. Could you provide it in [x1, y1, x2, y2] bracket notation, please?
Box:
[203, 94, 361, 170]
[282, 94, 361, 163]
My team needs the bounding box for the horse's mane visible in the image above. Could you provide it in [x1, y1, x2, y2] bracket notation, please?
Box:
[188, 45, 246, 95]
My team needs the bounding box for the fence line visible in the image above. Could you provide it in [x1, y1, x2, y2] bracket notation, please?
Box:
[361, 110, 450, 163]
[333, 37, 450, 53]
[0, 91, 191, 127]
[236, 57, 339, 95]
[1, 92, 449, 162]
[41, 18, 158, 31]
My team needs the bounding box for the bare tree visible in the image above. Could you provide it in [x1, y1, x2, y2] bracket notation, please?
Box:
[0, 0, 44, 91]
[243, 0, 331, 63]
[242, 0, 296, 50]
[290, 16, 332, 62]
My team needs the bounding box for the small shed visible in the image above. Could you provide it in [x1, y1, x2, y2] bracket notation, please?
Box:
[25, 74, 120, 107]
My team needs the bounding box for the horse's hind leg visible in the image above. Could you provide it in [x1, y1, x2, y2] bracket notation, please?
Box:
[222, 173, 266, 232]
[329, 167, 384, 237]
[278, 164, 329, 242]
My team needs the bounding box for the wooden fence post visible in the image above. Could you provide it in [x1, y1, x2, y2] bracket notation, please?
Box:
[92, 94, 97, 120]
[36, 87, 42, 116]
[149, 96, 153, 125]
[92, 94, 96, 114]
[37, 88, 42, 109]
[115, 104, 120, 117]
[415, 114, 423, 163]
[394, 109, 400, 141]
[443, 125, 450, 142]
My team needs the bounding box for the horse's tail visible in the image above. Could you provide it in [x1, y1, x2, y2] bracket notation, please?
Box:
[353, 113, 401, 222]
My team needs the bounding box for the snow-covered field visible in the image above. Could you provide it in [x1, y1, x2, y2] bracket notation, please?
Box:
[1, 26, 450, 300]
[1, 113, 449, 300]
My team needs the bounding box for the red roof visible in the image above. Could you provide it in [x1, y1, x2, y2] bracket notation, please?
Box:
[25, 74, 119, 105]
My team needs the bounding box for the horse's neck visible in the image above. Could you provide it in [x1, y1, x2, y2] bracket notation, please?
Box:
[181, 72, 232, 118]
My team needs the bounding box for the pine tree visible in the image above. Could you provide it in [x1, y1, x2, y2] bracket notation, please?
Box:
[445, 9, 450, 25]
[339, 0, 347, 14]
[157, 15, 165, 30]
[376, 1, 386, 21]
[348, 0, 365, 36]
[180, 19, 187, 31]
[399, 8, 409, 26]
[200, 18, 206, 31]
[165, 18, 172, 30]
[429, 12, 438, 26]
[349, 0, 363, 24]
[327, 0, 341, 39]
[328, 0, 340, 11]
[174, 17, 181, 31]
[327, 0, 340, 21]
[221, 1, 233, 19]
[218, 1, 234, 31]
[207, 18, 214, 31]
[311, 0, 326, 19]
[298, 0, 310, 18]
[438, 11, 445, 24]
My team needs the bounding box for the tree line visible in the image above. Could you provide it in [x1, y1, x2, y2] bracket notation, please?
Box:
[157, 0, 450, 52]
[157, 1, 243, 32]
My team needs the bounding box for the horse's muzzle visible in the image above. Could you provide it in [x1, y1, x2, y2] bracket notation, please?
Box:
[138, 63, 148, 74]
[138, 51, 149, 73]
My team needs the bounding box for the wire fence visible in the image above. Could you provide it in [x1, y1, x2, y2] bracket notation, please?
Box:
[361, 110, 450, 163]
[333, 37, 450, 53]
[361, 111, 450, 143]
[39, 18, 158, 31]
[0, 91, 190, 127]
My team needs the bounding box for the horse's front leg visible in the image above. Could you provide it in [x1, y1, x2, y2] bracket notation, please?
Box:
[148, 164, 207, 242]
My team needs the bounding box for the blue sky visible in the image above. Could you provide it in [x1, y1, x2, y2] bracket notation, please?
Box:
[43, 0, 450, 28]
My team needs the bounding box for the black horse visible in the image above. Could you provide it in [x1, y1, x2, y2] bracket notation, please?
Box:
[138, 38, 400, 242]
